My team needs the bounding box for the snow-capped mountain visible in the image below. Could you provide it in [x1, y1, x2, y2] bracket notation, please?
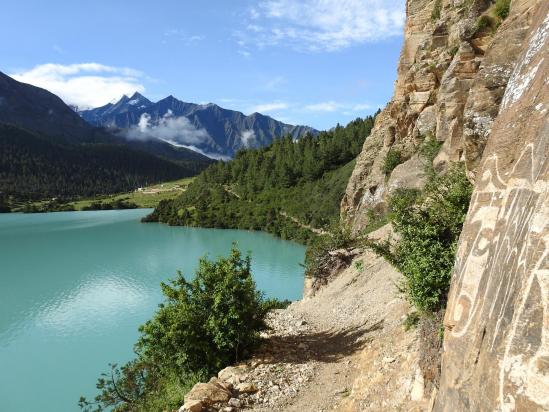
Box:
[79, 93, 318, 158]
[0, 70, 215, 199]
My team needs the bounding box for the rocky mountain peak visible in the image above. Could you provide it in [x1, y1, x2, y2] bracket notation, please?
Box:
[79, 94, 318, 158]
[127, 91, 152, 107]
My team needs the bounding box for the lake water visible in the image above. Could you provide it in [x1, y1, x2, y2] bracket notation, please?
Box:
[0, 209, 305, 411]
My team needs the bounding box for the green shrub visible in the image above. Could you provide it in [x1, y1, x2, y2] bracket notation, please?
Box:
[80, 246, 272, 411]
[383, 166, 472, 312]
[383, 148, 402, 175]
[363, 166, 470, 313]
[137, 246, 267, 374]
[494, 0, 511, 19]
[419, 136, 442, 161]
[418, 136, 442, 178]
[305, 224, 355, 280]
[388, 188, 421, 220]
[262, 298, 292, 311]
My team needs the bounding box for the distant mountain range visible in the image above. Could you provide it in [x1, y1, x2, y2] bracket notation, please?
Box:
[0, 71, 214, 201]
[79, 92, 318, 158]
[0, 69, 317, 202]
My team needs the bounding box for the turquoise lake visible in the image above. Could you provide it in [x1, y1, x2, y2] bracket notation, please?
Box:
[0, 209, 305, 411]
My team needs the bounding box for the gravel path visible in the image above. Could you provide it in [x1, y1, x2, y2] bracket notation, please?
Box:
[239, 232, 429, 411]
[182, 225, 430, 412]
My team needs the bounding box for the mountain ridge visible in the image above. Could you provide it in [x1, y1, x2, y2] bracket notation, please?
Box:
[0, 71, 214, 202]
[79, 92, 318, 158]
[0, 71, 107, 144]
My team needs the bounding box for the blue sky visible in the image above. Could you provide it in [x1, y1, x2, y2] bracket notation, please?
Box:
[1, 0, 405, 130]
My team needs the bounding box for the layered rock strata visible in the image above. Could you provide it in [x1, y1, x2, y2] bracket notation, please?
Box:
[434, 2, 549, 409]
[342, 0, 540, 232]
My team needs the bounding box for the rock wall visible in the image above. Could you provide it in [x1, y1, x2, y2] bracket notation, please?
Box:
[434, 2, 549, 410]
[342, 0, 539, 232]
[342, 0, 548, 409]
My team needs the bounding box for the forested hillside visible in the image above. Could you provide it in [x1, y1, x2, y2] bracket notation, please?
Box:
[0, 124, 205, 202]
[0, 71, 216, 209]
[145, 115, 376, 243]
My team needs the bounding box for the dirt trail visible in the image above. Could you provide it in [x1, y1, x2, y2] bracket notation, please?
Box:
[278, 211, 329, 236]
[234, 225, 429, 412]
[222, 185, 329, 236]
[182, 226, 431, 411]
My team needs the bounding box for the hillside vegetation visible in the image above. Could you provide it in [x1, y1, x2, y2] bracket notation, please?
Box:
[145, 115, 376, 243]
[13, 178, 195, 213]
[0, 71, 214, 210]
[371, 164, 472, 313]
[0, 124, 210, 210]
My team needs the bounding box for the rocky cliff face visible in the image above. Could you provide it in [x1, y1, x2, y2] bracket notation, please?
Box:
[341, 0, 541, 232]
[434, 2, 549, 410]
[342, 0, 548, 409]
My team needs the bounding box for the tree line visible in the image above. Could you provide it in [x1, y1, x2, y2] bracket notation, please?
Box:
[146, 115, 376, 243]
[0, 124, 210, 210]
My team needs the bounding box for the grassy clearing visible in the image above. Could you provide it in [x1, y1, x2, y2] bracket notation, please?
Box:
[12, 177, 195, 212]
[70, 177, 195, 210]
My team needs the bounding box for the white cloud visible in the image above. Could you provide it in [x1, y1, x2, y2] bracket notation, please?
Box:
[247, 24, 263, 32]
[304, 101, 341, 112]
[162, 141, 231, 161]
[240, 130, 256, 147]
[304, 101, 377, 114]
[352, 103, 373, 111]
[126, 109, 211, 146]
[10, 63, 145, 108]
[249, 7, 260, 19]
[246, 100, 377, 117]
[242, 0, 405, 51]
[249, 101, 289, 113]
[238, 49, 252, 58]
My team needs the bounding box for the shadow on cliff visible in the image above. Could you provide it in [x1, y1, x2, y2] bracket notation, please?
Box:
[256, 320, 384, 364]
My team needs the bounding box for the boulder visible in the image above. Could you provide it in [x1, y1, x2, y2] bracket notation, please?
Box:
[228, 397, 242, 408]
[236, 382, 258, 394]
[409, 91, 432, 113]
[179, 399, 203, 412]
[218, 365, 249, 385]
[209, 377, 233, 392]
[386, 154, 428, 196]
[410, 369, 424, 401]
[184, 381, 231, 406]
[414, 105, 436, 137]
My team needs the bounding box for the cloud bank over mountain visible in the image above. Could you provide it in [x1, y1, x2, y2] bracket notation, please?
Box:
[126, 110, 211, 145]
[10, 63, 145, 108]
